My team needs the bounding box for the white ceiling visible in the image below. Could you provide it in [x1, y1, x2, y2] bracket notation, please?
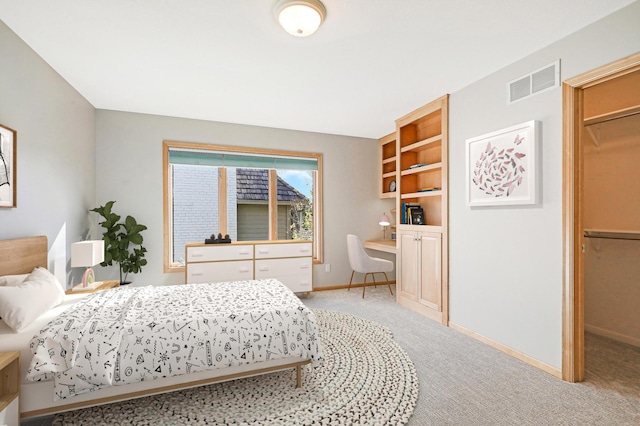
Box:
[0, 1, 636, 138]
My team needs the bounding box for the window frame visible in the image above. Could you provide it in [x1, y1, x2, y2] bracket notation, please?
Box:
[163, 140, 323, 273]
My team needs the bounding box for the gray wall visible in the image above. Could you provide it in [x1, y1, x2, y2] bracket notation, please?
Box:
[449, 2, 640, 369]
[0, 19, 95, 287]
[94, 109, 394, 287]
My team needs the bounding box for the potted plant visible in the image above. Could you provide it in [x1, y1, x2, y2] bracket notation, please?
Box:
[91, 201, 148, 284]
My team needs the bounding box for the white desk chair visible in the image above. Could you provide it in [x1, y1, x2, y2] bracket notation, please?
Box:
[346, 234, 394, 298]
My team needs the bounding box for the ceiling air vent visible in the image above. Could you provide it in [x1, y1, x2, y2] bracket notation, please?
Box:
[508, 60, 560, 104]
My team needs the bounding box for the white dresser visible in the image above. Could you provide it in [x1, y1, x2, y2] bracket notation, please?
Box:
[185, 240, 313, 296]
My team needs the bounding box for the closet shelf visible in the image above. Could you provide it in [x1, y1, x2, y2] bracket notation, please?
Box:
[583, 105, 640, 127]
[583, 229, 640, 241]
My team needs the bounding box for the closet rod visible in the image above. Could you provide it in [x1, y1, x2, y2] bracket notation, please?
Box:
[583, 229, 640, 241]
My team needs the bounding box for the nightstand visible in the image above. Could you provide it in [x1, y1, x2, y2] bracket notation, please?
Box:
[0, 351, 19, 426]
[66, 279, 120, 295]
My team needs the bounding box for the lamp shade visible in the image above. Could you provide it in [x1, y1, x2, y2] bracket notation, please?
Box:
[378, 213, 391, 227]
[274, 0, 326, 37]
[71, 240, 105, 267]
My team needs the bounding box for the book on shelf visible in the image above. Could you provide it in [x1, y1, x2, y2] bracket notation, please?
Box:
[417, 187, 441, 192]
[408, 163, 428, 169]
[410, 207, 425, 225]
[401, 202, 422, 224]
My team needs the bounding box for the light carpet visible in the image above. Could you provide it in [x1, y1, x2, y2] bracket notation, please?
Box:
[52, 308, 418, 425]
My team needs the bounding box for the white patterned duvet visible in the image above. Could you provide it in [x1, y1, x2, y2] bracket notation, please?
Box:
[26, 279, 322, 400]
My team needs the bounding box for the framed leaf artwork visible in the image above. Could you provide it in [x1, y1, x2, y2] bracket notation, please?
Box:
[466, 120, 539, 207]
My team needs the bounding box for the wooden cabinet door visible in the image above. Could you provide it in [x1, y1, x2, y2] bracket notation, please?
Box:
[399, 231, 419, 301]
[419, 232, 441, 311]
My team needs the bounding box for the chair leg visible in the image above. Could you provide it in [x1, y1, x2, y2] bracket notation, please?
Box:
[362, 273, 369, 298]
[383, 272, 393, 295]
[372, 273, 378, 288]
[348, 270, 355, 292]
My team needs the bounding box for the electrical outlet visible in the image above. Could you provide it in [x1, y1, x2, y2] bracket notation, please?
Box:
[325, 263, 331, 272]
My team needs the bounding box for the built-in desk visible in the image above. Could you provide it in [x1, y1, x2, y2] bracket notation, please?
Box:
[364, 239, 397, 254]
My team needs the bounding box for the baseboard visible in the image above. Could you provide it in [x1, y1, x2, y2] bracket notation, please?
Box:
[585, 323, 640, 348]
[449, 322, 562, 379]
[313, 281, 396, 292]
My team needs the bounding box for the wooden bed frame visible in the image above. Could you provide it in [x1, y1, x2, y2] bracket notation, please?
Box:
[0, 236, 311, 418]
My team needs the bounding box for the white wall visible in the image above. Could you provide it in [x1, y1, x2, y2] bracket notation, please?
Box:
[94, 110, 394, 287]
[449, 2, 640, 369]
[0, 19, 96, 287]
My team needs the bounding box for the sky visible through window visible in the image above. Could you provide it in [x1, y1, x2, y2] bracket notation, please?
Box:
[277, 170, 312, 198]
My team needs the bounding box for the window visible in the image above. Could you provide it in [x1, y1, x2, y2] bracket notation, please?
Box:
[163, 141, 323, 272]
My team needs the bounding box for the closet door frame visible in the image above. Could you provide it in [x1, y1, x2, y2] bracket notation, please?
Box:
[562, 51, 640, 382]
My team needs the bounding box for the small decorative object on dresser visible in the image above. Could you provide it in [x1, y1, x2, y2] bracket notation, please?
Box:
[205, 233, 231, 244]
[0, 123, 17, 208]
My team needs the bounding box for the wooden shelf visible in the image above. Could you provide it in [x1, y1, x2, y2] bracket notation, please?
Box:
[584, 105, 640, 126]
[397, 223, 442, 232]
[401, 190, 442, 199]
[401, 162, 442, 176]
[378, 132, 397, 199]
[400, 135, 442, 153]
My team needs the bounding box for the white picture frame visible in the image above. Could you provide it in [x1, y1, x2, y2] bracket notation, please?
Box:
[466, 120, 539, 207]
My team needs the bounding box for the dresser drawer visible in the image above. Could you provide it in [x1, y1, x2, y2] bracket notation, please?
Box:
[254, 257, 312, 278]
[254, 242, 312, 259]
[186, 260, 254, 284]
[277, 274, 312, 293]
[187, 245, 253, 262]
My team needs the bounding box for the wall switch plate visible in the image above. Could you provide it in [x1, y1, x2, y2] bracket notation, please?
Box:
[325, 264, 331, 272]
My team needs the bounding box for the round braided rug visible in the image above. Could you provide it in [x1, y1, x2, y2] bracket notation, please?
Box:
[53, 309, 419, 425]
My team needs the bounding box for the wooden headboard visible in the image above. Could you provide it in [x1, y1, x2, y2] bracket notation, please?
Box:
[0, 236, 48, 276]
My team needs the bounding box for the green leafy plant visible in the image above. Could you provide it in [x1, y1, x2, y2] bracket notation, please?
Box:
[91, 201, 148, 284]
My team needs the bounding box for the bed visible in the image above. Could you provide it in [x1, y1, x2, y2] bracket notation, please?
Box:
[0, 236, 321, 419]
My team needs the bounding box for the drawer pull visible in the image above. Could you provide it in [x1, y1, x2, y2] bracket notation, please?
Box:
[258, 249, 269, 254]
[259, 266, 269, 272]
[299, 248, 310, 253]
[191, 272, 203, 276]
[238, 250, 251, 255]
[191, 252, 203, 258]
[239, 268, 250, 273]
[300, 264, 310, 269]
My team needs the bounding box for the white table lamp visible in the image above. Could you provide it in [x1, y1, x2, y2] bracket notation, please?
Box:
[71, 240, 105, 289]
[379, 213, 391, 239]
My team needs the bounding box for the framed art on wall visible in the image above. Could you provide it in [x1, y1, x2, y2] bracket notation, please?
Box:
[0, 123, 17, 208]
[466, 120, 539, 207]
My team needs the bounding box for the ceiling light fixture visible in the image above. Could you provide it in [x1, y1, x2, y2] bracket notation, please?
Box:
[274, 0, 326, 37]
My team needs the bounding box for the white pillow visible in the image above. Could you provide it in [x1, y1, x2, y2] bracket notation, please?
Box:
[26, 267, 67, 297]
[0, 274, 29, 286]
[0, 267, 65, 332]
